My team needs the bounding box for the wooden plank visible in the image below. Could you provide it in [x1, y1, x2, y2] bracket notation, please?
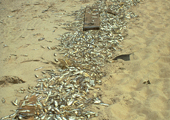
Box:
[18, 95, 37, 120]
[83, 6, 100, 31]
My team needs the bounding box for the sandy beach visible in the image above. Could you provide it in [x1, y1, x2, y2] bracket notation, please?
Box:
[0, 0, 170, 119]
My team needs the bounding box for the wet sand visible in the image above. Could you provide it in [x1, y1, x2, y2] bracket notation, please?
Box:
[0, 0, 170, 119]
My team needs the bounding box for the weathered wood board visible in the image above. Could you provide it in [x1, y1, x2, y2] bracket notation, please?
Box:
[18, 95, 37, 120]
[83, 6, 100, 31]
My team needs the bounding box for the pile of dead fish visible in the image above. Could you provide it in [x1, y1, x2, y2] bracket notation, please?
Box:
[1, 0, 140, 119]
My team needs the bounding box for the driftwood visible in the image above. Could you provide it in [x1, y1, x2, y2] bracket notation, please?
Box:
[83, 6, 100, 31]
[17, 95, 37, 120]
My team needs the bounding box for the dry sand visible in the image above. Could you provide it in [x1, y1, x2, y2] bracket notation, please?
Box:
[0, 0, 170, 119]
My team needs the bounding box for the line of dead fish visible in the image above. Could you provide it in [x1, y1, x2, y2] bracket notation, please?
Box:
[1, 0, 140, 120]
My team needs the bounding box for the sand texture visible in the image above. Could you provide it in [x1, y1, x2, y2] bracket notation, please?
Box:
[0, 0, 170, 119]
